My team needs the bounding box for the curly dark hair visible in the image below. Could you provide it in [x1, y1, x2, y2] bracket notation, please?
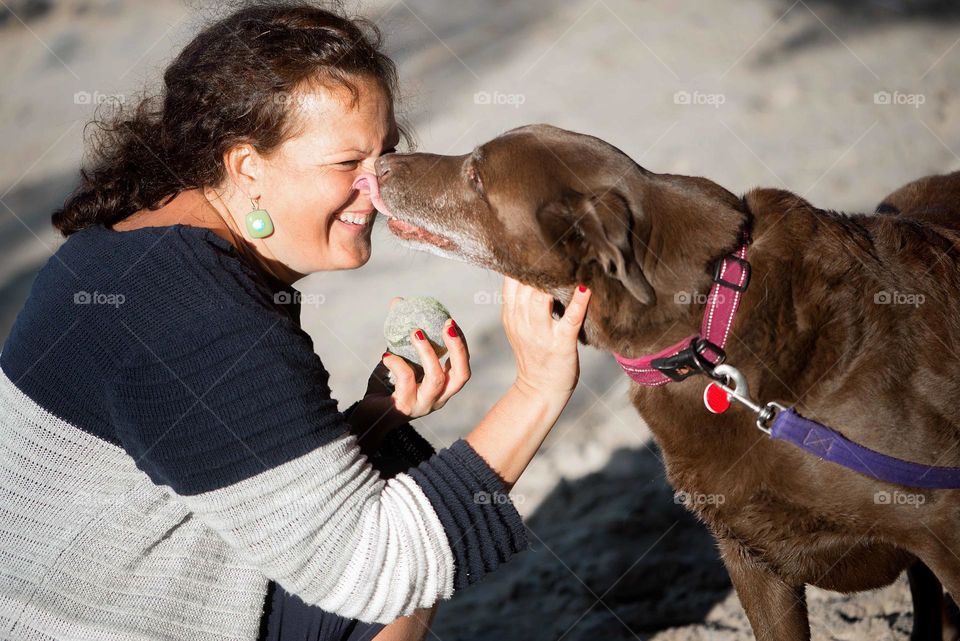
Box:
[52, 1, 409, 236]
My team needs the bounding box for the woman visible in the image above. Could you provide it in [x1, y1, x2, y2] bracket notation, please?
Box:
[0, 3, 591, 641]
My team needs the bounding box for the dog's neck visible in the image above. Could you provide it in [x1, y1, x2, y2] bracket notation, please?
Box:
[584, 187, 845, 367]
[581, 187, 847, 402]
[581, 189, 753, 358]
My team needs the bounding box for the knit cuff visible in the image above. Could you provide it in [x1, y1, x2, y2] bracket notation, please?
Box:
[342, 401, 437, 479]
[407, 439, 529, 590]
[371, 424, 437, 479]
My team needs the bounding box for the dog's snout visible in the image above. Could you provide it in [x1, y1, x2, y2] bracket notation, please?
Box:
[376, 154, 403, 180]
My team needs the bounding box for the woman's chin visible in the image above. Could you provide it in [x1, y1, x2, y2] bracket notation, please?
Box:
[344, 251, 372, 270]
[331, 241, 373, 271]
[296, 226, 374, 272]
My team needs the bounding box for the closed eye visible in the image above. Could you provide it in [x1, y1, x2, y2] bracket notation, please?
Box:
[331, 146, 398, 170]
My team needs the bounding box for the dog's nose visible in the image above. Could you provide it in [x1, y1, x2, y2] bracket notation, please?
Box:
[375, 154, 400, 179]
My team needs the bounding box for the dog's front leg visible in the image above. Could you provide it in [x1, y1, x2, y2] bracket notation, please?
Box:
[719, 538, 811, 641]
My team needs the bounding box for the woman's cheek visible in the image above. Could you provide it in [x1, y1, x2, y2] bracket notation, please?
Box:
[288, 172, 349, 228]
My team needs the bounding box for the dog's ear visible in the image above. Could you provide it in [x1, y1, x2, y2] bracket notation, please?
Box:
[536, 190, 655, 304]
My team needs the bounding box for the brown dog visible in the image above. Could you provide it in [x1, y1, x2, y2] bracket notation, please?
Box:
[375, 124, 960, 640]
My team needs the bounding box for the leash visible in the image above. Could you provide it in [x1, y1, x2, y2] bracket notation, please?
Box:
[707, 364, 960, 490]
[612, 227, 960, 490]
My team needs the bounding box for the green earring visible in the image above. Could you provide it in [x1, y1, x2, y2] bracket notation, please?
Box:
[245, 197, 274, 239]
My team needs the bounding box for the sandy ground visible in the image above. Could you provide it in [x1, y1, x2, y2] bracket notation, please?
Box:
[3, 1, 960, 639]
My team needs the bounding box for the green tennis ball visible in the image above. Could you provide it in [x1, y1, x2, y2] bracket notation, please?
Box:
[384, 296, 451, 365]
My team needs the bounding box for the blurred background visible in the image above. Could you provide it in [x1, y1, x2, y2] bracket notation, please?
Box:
[3, 0, 959, 639]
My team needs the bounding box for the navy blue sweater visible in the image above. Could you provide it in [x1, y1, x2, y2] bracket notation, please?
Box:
[0, 223, 528, 639]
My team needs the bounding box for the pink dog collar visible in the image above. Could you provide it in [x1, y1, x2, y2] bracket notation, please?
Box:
[613, 232, 751, 386]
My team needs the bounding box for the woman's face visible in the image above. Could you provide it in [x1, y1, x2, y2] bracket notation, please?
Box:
[251, 75, 399, 275]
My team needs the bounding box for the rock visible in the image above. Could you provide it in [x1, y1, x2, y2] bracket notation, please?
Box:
[383, 296, 451, 364]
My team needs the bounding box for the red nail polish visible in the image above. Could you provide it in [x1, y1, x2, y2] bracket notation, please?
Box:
[578, 284, 587, 293]
[415, 330, 425, 341]
[382, 351, 390, 358]
[447, 321, 458, 338]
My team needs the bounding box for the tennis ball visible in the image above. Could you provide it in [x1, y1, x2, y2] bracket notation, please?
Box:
[383, 296, 452, 365]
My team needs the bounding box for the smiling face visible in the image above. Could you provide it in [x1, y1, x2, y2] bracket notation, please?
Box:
[245, 74, 399, 274]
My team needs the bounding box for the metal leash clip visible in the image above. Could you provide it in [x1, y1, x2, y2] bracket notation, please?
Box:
[706, 364, 787, 434]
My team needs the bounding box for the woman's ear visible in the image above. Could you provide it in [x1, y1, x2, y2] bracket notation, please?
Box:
[222, 143, 263, 199]
[536, 190, 655, 305]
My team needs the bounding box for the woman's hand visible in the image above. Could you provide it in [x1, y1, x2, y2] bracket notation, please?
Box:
[347, 298, 471, 451]
[379, 298, 471, 418]
[501, 277, 592, 402]
[463, 278, 591, 488]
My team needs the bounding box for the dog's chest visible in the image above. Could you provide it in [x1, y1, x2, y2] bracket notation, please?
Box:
[630, 390, 916, 589]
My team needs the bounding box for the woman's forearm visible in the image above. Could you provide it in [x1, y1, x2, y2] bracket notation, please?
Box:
[465, 380, 570, 491]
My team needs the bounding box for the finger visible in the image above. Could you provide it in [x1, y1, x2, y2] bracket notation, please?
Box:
[381, 352, 417, 411]
[529, 286, 554, 321]
[409, 328, 446, 405]
[502, 275, 518, 299]
[433, 359, 454, 410]
[455, 318, 470, 361]
[501, 276, 520, 325]
[389, 296, 403, 310]
[502, 275, 520, 297]
[558, 284, 592, 336]
[505, 276, 525, 308]
[437, 319, 471, 405]
[443, 317, 470, 362]
[514, 281, 539, 326]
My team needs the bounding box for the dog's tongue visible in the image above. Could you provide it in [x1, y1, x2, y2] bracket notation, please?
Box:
[353, 173, 393, 217]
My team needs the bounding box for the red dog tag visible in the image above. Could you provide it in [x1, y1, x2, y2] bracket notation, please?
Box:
[704, 382, 731, 414]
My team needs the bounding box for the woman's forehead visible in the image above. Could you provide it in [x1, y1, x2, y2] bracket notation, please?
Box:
[287, 80, 396, 153]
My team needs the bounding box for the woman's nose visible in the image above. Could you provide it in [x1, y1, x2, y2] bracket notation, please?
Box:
[352, 172, 390, 216]
[352, 173, 377, 195]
